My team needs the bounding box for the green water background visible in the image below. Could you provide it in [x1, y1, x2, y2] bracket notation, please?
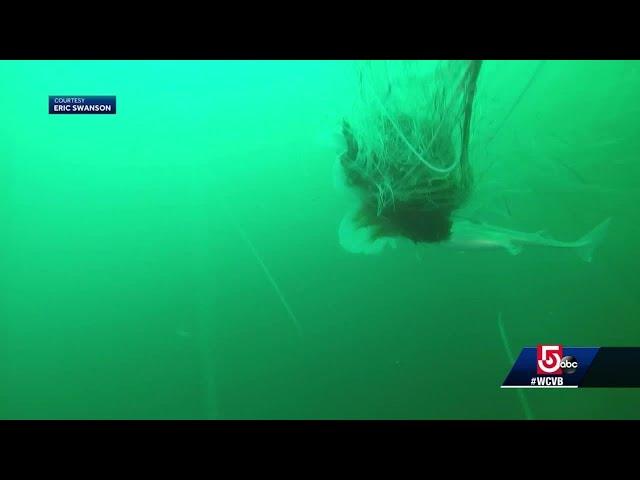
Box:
[1, 60, 639, 419]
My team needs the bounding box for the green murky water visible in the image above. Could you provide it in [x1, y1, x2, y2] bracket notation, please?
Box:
[1, 60, 639, 419]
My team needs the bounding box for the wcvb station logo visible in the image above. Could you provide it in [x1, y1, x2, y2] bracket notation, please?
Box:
[537, 345, 563, 374]
[537, 345, 578, 375]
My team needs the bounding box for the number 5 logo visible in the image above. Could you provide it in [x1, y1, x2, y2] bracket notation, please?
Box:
[537, 345, 563, 375]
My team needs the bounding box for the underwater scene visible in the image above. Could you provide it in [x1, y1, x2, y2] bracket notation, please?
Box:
[0, 60, 639, 419]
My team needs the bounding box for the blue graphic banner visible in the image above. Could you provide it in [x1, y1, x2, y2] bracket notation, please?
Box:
[502, 347, 600, 388]
[49, 95, 116, 114]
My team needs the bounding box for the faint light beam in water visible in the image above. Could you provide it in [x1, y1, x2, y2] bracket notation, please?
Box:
[187, 172, 221, 419]
[220, 200, 303, 338]
[498, 312, 534, 420]
[486, 61, 546, 147]
[478, 60, 547, 182]
[552, 156, 589, 185]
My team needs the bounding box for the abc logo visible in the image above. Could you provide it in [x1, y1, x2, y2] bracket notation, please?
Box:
[537, 345, 579, 375]
[560, 355, 578, 374]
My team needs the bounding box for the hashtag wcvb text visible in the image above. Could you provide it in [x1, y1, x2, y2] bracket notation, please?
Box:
[531, 376, 565, 386]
